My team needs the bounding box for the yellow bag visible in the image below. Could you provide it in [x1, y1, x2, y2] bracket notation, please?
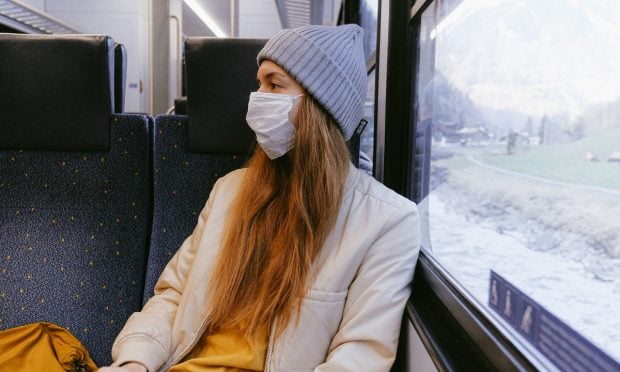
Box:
[0, 322, 97, 372]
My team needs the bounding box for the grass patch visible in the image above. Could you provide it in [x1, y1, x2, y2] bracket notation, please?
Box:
[474, 129, 620, 189]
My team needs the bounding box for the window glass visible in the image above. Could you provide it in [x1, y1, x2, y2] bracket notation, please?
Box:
[360, 69, 375, 168]
[359, 0, 378, 61]
[415, 0, 620, 362]
[358, 0, 378, 170]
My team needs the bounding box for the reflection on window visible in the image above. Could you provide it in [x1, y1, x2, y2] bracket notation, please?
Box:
[360, 0, 378, 61]
[415, 0, 620, 363]
[358, 0, 378, 172]
[360, 69, 375, 171]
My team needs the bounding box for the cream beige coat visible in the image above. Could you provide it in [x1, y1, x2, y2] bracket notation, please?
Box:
[111, 163, 420, 372]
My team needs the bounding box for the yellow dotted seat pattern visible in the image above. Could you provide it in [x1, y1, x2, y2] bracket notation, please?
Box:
[0, 115, 151, 366]
[143, 116, 247, 305]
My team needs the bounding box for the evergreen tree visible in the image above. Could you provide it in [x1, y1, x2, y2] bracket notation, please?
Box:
[572, 116, 585, 140]
[538, 115, 548, 145]
[523, 116, 533, 136]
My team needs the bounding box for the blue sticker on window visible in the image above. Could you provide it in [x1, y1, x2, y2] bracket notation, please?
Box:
[489, 271, 620, 371]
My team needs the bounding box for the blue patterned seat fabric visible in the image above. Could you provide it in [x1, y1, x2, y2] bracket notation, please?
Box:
[0, 114, 150, 366]
[143, 115, 248, 304]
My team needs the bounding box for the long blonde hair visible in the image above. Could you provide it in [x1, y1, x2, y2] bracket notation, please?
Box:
[205, 95, 351, 338]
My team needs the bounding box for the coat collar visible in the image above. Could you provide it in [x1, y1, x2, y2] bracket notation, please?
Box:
[343, 162, 361, 199]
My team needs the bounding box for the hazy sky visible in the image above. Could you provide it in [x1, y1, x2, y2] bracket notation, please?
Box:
[433, 0, 620, 119]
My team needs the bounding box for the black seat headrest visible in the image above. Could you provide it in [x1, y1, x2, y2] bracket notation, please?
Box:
[185, 38, 267, 155]
[174, 97, 187, 115]
[114, 43, 127, 113]
[0, 34, 115, 151]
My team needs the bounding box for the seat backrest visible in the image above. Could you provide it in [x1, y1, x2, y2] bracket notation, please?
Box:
[0, 34, 150, 366]
[145, 115, 247, 303]
[142, 38, 266, 304]
[183, 37, 362, 161]
[185, 38, 265, 154]
[174, 96, 187, 115]
[0, 34, 115, 151]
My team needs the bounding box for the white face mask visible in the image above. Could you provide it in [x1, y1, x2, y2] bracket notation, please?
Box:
[246, 91, 303, 159]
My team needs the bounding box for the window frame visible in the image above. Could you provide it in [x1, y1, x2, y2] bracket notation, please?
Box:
[408, 251, 542, 370]
[373, 0, 560, 370]
[339, 0, 379, 173]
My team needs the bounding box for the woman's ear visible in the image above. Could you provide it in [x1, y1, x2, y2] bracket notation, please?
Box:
[288, 95, 304, 127]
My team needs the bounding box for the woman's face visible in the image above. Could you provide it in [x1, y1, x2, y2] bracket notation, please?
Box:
[256, 60, 305, 125]
[256, 60, 304, 96]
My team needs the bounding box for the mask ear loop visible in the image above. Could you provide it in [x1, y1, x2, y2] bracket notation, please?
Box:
[288, 94, 304, 125]
[292, 94, 304, 103]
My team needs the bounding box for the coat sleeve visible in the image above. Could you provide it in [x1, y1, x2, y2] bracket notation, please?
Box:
[110, 179, 220, 372]
[315, 202, 421, 372]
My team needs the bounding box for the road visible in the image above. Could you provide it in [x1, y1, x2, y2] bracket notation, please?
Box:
[467, 155, 620, 197]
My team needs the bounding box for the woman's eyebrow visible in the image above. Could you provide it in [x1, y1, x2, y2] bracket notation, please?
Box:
[264, 71, 289, 81]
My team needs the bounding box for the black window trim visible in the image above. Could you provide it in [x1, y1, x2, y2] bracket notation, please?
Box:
[342, 0, 361, 25]
[407, 251, 550, 371]
[366, 50, 376, 74]
[410, 0, 430, 20]
[338, 0, 377, 74]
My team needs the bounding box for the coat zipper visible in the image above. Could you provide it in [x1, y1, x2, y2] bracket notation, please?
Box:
[160, 314, 211, 371]
[265, 320, 277, 372]
[160, 316, 277, 371]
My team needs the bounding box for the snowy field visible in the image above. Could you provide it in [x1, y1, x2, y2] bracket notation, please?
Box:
[423, 155, 620, 362]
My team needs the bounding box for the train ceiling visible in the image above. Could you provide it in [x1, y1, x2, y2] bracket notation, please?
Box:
[0, 0, 78, 34]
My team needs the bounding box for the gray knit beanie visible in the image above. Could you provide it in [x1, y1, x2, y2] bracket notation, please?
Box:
[257, 24, 367, 141]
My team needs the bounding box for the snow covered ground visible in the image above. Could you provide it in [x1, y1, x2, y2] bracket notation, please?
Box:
[423, 156, 620, 362]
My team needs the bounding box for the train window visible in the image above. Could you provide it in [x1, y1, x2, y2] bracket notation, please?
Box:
[414, 0, 620, 363]
[358, 0, 378, 171]
[360, 68, 375, 168]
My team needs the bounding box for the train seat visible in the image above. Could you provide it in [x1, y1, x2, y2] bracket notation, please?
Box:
[114, 43, 127, 113]
[0, 34, 150, 366]
[174, 96, 187, 115]
[143, 38, 265, 304]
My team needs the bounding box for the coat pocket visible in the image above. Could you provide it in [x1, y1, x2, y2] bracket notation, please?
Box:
[275, 289, 348, 370]
[305, 289, 348, 303]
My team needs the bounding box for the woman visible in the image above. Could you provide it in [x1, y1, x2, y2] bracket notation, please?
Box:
[101, 24, 420, 372]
